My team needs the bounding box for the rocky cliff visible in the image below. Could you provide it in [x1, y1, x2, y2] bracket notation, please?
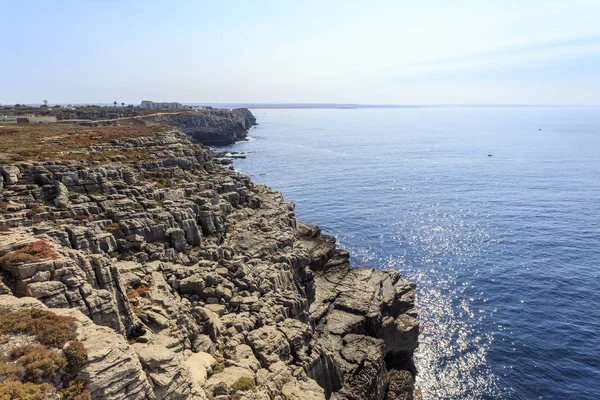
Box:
[0, 117, 418, 399]
[138, 109, 257, 145]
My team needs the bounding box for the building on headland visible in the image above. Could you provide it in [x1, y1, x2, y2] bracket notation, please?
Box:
[0, 115, 57, 124]
[141, 100, 183, 110]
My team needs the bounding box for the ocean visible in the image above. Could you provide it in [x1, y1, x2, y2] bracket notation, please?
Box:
[218, 107, 600, 399]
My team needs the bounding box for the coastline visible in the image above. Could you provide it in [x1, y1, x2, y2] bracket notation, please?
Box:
[0, 110, 418, 399]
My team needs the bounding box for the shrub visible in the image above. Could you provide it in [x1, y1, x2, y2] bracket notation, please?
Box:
[0, 309, 77, 348]
[212, 361, 225, 374]
[11, 345, 67, 382]
[28, 314, 78, 348]
[0, 201, 9, 211]
[60, 380, 91, 400]
[73, 215, 89, 221]
[130, 304, 144, 317]
[0, 225, 10, 232]
[63, 341, 87, 369]
[126, 285, 150, 299]
[230, 376, 255, 394]
[0, 356, 25, 381]
[0, 379, 56, 400]
[0, 240, 58, 267]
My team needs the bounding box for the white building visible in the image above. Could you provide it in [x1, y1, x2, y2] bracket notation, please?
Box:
[141, 100, 183, 110]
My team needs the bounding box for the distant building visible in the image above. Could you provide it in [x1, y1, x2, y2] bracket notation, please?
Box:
[141, 100, 183, 110]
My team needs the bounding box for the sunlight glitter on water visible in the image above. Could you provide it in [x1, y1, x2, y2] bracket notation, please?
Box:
[339, 203, 507, 400]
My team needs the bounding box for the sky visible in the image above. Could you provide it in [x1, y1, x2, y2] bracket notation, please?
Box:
[1, 0, 600, 105]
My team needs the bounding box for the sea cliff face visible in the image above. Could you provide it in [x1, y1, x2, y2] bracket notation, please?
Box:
[139, 108, 257, 145]
[0, 113, 417, 399]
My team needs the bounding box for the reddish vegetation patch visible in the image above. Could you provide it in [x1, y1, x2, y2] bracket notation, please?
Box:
[0, 123, 169, 163]
[0, 240, 58, 266]
[73, 215, 90, 221]
[126, 285, 151, 299]
[0, 201, 9, 211]
[0, 225, 11, 232]
[10, 344, 67, 382]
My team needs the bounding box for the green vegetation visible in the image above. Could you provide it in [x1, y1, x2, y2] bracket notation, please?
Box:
[0, 379, 57, 399]
[231, 377, 255, 394]
[63, 341, 87, 369]
[11, 345, 67, 381]
[0, 309, 77, 347]
[60, 380, 91, 400]
[0, 309, 90, 399]
[212, 358, 225, 374]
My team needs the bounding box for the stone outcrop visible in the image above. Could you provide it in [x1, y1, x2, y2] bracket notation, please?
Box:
[0, 114, 418, 399]
[140, 109, 257, 145]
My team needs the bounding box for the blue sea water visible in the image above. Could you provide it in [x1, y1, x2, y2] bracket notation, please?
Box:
[218, 107, 600, 400]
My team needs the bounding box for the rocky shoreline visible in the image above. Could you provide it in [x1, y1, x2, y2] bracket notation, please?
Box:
[0, 111, 418, 399]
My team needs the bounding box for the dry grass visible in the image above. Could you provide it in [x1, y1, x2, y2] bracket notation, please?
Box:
[126, 285, 151, 299]
[104, 222, 121, 233]
[0, 123, 170, 163]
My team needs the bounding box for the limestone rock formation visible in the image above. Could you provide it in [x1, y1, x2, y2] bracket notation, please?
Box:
[140, 108, 257, 145]
[0, 114, 418, 399]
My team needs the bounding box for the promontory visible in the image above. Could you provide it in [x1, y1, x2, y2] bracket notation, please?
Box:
[0, 108, 418, 400]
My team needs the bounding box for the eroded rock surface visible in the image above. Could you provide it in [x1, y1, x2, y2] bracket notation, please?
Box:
[0, 118, 418, 399]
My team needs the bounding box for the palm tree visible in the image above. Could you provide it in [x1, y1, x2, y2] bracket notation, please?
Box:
[121, 102, 125, 107]
[113, 101, 117, 107]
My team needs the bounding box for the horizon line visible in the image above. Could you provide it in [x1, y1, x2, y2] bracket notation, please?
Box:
[3, 102, 599, 109]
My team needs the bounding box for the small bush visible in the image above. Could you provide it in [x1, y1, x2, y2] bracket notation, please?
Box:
[0, 379, 56, 400]
[126, 285, 151, 299]
[0, 201, 9, 211]
[0, 309, 77, 348]
[212, 361, 225, 374]
[63, 341, 87, 369]
[230, 376, 255, 394]
[0, 356, 25, 380]
[11, 345, 67, 382]
[0, 225, 11, 232]
[60, 380, 91, 400]
[73, 215, 89, 221]
[0, 240, 58, 267]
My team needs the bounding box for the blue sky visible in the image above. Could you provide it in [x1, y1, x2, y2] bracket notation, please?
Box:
[1, 0, 600, 105]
